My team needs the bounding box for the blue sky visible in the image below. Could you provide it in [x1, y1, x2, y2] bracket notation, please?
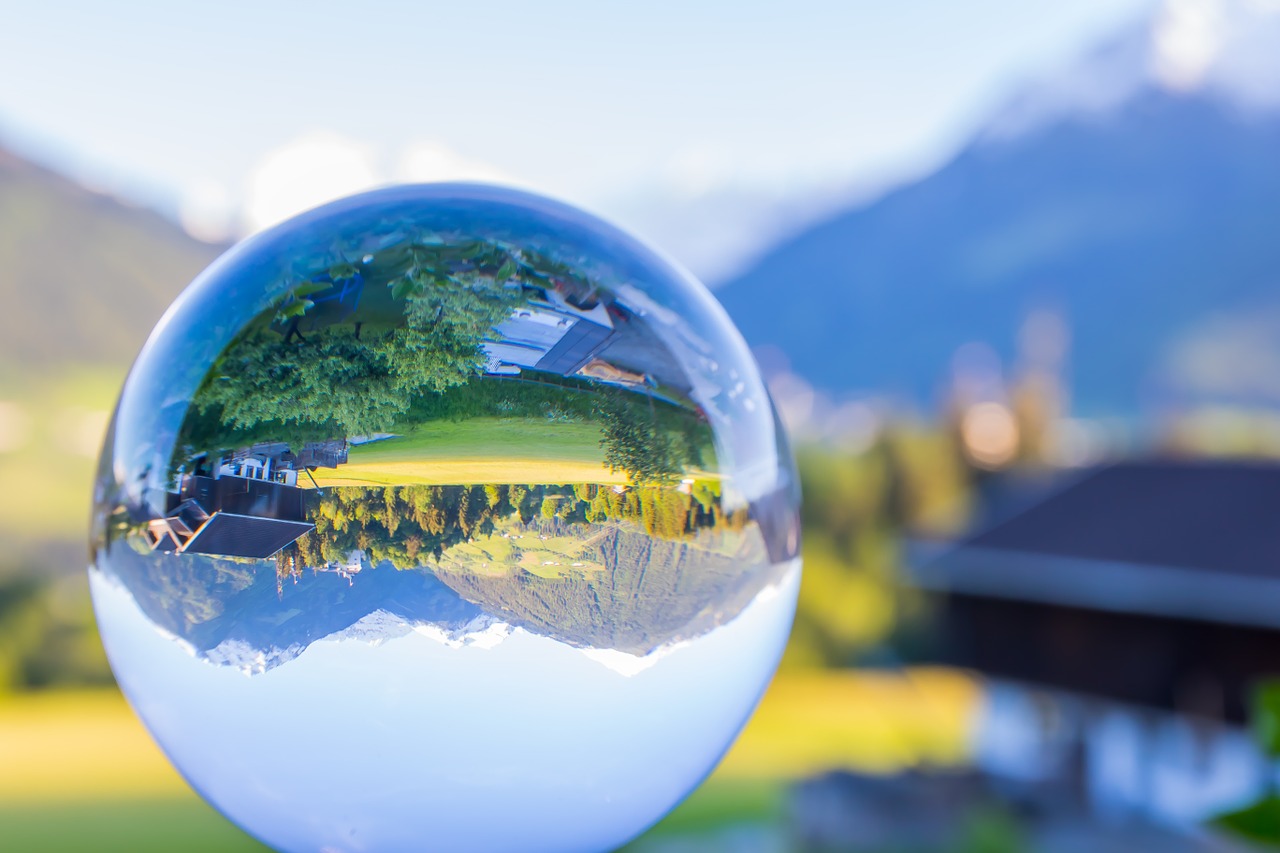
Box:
[2, 1, 1154, 269]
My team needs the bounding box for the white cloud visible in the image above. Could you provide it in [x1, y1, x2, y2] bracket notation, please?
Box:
[229, 130, 808, 287]
[235, 134, 521, 235]
[396, 141, 512, 186]
[661, 143, 731, 199]
[178, 178, 235, 243]
[242, 132, 382, 234]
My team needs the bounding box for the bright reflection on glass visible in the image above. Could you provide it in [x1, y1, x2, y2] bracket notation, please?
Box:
[89, 184, 800, 853]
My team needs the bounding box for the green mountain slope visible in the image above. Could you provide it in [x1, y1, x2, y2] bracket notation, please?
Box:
[0, 146, 224, 372]
[0, 146, 225, 568]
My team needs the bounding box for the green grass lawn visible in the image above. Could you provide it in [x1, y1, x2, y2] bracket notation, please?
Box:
[310, 417, 630, 487]
[0, 800, 269, 853]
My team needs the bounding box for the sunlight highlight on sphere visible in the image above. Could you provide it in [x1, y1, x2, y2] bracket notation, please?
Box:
[90, 184, 800, 853]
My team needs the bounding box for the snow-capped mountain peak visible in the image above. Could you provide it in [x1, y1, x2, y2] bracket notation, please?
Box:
[984, 0, 1280, 142]
[201, 611, 512, 677]
[1153, 0, 1280, 98]
[205, 637, 307, 677]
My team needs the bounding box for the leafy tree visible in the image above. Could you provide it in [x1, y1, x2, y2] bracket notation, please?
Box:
[189, 238, 533, 441]
[599, 392, 685, 484]
[194, 326, 405, 437]
[175, 233, 724, 490]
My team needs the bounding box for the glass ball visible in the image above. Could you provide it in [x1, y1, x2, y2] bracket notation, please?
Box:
[89, 184, 800, 853]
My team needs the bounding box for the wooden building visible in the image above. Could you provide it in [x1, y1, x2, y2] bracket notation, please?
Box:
[913, 460, 1280, 723]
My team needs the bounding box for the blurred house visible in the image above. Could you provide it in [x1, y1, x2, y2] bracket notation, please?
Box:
[910, 460, 1280, 827]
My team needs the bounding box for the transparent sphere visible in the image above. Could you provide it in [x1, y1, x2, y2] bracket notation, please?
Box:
[90, 184, 800, 853]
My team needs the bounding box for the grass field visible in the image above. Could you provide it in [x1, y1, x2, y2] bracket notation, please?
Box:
[0, 669, 980, 850]
[308, 417, 630, 487]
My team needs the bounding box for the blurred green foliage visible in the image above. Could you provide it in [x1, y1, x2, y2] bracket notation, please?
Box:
[784, 429, 971, 670]
[0, 156, 220, 372]
[1254, 680, 1280, 759]
[0, 574, 111, 692]
[0, 800, 268, 852]
[1214, 678, 1280, 847]
[1216, 799, 1280, 849]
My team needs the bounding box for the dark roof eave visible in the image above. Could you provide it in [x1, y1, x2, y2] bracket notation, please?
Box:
[179, 512, 315, 559]
[908, 543, 1280, 632]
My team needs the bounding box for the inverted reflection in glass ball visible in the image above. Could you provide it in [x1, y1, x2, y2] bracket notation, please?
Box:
[90, 184, 800, 853]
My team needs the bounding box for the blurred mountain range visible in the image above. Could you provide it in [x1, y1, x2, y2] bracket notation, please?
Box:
[8, 0, 1280, 422]
[0, 146, 222, 373]
[717, 1, 1280, 418]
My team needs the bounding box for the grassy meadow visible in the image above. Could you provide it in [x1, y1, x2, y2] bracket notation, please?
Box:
[0, 670, 979, 850]
[308, 418, 630, 488]
[440, 521, 613, 578]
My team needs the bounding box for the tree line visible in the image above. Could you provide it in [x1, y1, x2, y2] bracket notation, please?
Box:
[190, 240, 532, 441]
[282, 481, 746, 576]
[172, 234, 714, 484]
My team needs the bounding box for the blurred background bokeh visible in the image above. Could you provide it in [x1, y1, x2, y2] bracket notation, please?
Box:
[6, 0, 1280, 849]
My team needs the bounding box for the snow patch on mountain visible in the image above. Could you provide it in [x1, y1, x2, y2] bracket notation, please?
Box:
[984, 0, 1280, 142]
[1152, 0, 1280, 99]
[581, 641, 688, 678]
[323, 608, 417, 647]
[205, 637, 307, 676]
[413, 614, 512, 650]
[579, 566, 798, 678]
[202, 611, 511, 676]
